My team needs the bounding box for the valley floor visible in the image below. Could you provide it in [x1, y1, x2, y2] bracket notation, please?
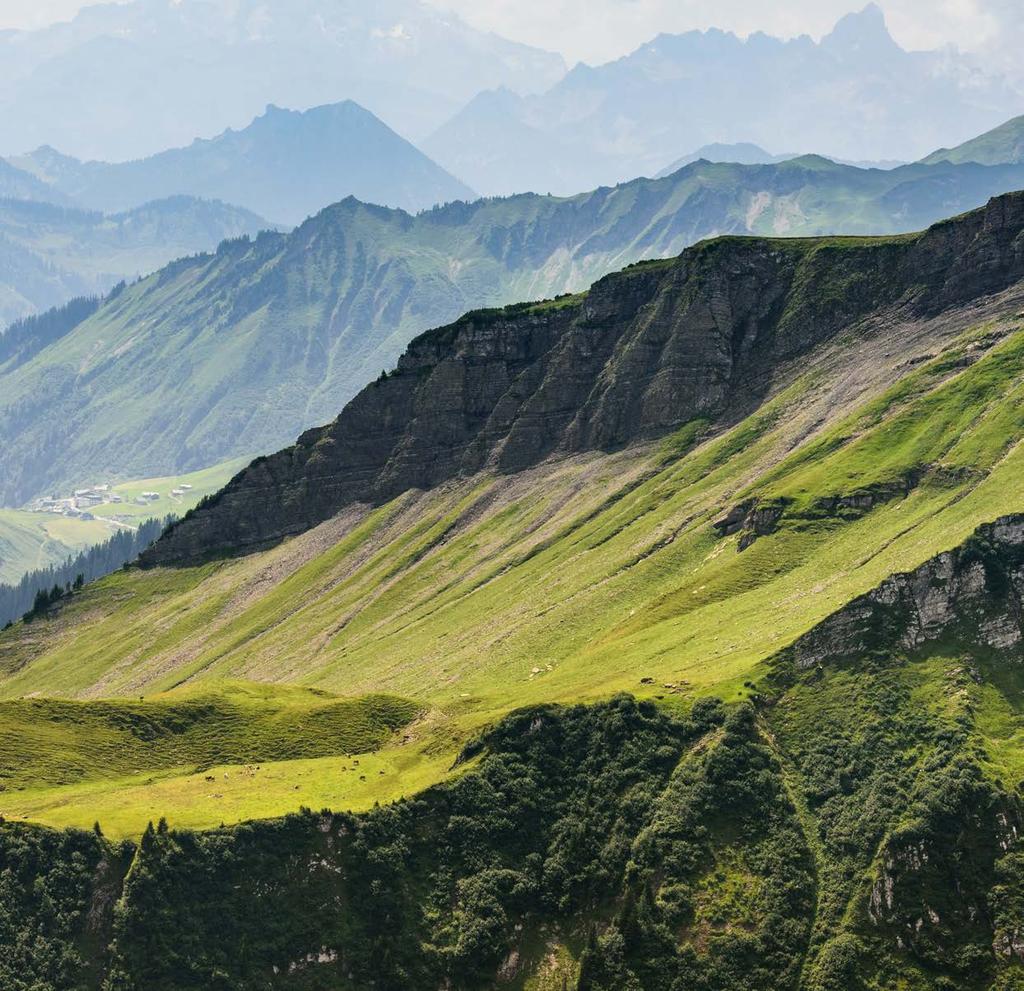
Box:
[0, 457, 247, 585]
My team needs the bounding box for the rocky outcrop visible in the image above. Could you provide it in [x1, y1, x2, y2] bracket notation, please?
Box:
[712, 498, 788, 550]
[145, 193, 1024, 565]
[783, 514, 1024, 670]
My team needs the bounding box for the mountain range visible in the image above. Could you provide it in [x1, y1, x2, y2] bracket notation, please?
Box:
[423, 4, 1024, 195]
[3, 2, 1020, 200]
[0, 0, 566, 162]
[5, 193, 1024, 989]
[5, 143, 1024, 505]
[7, 101, 476, 225]
[10, 5, 1024, 989]
[0, 195, 268, 329]
[655, 142, 907, 177]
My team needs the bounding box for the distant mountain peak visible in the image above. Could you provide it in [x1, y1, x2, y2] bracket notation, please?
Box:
[823, 3, 899, 53]
[0, 0, 566, 160]
[426, 1, 1020, 195]
[920, 112, 1024, 166]
[654, 142, 798, 177]
[8, 100, 475, 224]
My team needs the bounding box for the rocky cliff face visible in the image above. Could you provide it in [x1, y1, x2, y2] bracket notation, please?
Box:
[145, 193, 1024, 565]
[783, 514, 1024, 670]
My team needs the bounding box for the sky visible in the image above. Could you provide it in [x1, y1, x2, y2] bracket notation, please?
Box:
[0, 0, 1016, 69]
[430, 0, 1013, 65]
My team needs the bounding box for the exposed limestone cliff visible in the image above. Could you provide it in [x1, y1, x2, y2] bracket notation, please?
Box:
[783, 514, 1024, 670]
[145, 193, 1024, 565]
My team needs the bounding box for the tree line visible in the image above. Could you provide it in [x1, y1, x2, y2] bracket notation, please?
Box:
[0, 516, 172, 627]
[0, 293, 103, 370]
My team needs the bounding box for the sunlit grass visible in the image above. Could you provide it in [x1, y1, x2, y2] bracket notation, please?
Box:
[4, 315, 1024, 835]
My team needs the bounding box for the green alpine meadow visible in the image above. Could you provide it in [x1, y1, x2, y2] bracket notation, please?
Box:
[5, 3, 1024, 990]
[3, 188, 1024, 989]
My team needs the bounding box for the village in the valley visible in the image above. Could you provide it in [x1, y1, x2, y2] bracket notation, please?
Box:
[27, 482, 195, 522]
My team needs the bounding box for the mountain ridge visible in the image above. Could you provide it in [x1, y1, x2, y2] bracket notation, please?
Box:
[0, 193, 270, 329]
[922, 113, 1024, 167]
[424, 5, 1024, 195]
[5, 155, 1024, 505]
[0, 158, 72, 204]
[140, 191, 1024, 566]
[7, 101, 476, 224]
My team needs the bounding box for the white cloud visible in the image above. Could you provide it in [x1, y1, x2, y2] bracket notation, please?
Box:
[0, 0, 111, 30]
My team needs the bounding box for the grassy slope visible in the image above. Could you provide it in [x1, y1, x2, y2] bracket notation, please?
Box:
[90, 455, 250, 520]
[0, 197, 270, 287]
[0, 457, 247, 584]
[5, 157, 1024, 504]
[0, 196, 270, 329]
[0, 681, 430, 838]
[922, 114, 1024, 166]
[0, 509, 109, 584]
[5, 294, 1024, 836]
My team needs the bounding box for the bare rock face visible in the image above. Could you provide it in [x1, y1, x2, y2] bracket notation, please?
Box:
[786, 514, 1024, 670]
[145, 193, 1024, 565]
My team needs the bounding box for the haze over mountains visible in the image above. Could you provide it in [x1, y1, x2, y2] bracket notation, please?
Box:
[0, 97, 476, 328]
[424, 4, 1024, 195]
[0, 158, 72, 203]
[4, 141, 1024, 504]
[9, 4, 1024, 989]
[0, 0, 566, 161]
[922, 113, 1024, 167]
[655, 143, 908, 176]
[8, 101, 476, 225]
[2, 0, 1020, 201]
[0, 195, 268, 329]
[656, 144, 802, 174]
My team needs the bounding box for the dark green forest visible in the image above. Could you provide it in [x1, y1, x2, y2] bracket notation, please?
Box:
[4, 677, 1023, 990]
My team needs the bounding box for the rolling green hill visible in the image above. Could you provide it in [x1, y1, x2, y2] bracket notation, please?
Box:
[5, 196, 1024, 990]
[0, 509, 110, 586]
[922, 113, 1024, 166]
[5, 155, 1024, 506]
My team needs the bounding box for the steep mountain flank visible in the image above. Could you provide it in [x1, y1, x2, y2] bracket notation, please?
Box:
[6, 192, 1024, 991]
[923, 113, 1024, 167]
[5, 159, 1024, 503]
[761, 513, 1024, 990]
[8, 505, 1024, 991]
[780, 515, 1024, 670]
[6, 193, 1024, 713]
[145, 193, 1024, 565]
